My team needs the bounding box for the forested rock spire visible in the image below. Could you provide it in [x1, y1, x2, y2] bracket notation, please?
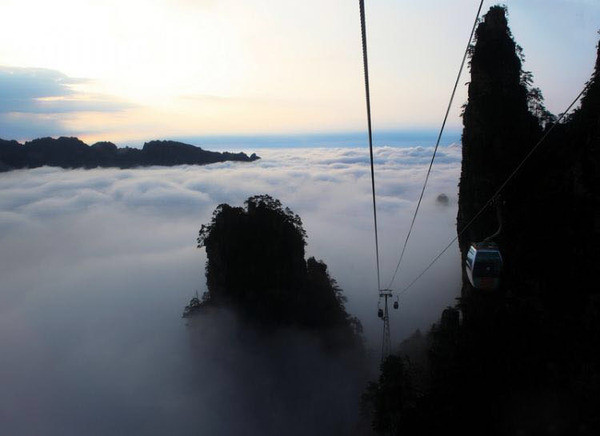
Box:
[363, 6, 600, 435]
[458, 5, 541, 297]
[189, 195, 363, 347]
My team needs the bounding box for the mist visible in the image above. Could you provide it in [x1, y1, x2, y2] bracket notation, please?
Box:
[0, 145, 461, 434]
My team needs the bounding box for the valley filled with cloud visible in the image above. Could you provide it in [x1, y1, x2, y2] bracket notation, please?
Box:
[0, 145, 462, 434]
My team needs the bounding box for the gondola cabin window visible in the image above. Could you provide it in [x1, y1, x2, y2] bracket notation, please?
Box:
[465, 243, 503, 290]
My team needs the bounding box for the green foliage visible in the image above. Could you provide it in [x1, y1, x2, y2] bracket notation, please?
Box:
[526, 86, 557, 127]
[197, 195, 306, 248]
[182, 292, 211, 318]
[518, 70, 557, 127]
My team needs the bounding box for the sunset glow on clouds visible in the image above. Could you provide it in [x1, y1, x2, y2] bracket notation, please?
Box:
[1, 0, 599, 142]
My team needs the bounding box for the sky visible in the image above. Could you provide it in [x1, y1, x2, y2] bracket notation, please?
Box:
[1, 0, 599, 143]
[0, 146, 462, 433]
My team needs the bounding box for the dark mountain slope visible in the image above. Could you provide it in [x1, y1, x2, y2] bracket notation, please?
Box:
[0, 137, 259, 171]
[363, 6, 600, 435]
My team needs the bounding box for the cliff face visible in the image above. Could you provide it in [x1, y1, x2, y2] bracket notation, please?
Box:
[454, 4, 600, 433]
[0, 137, 260, 171]
[458, 6, 542, 302]
[363, 7, 600, 435]
[459, 6, 599, 307]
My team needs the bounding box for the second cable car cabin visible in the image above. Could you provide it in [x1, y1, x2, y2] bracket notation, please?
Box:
[465, 242, 503, 290]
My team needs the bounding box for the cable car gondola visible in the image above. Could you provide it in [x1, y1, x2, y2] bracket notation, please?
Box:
[465, 241, 503, 290]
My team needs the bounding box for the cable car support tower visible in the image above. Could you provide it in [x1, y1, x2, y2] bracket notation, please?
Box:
[379, 289, 393, 359]
[359, 0, 401, 363]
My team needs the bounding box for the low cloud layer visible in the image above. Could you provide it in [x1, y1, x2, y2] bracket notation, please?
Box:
[0, 146, 462, 434]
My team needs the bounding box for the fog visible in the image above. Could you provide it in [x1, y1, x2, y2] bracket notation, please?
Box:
[0, 146, 462, 434]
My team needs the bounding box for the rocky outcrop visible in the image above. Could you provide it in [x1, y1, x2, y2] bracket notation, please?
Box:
[459, 5, 599, 310]
[363, 6, 600, 435]
[453, 5, 600, 433]
[190, 195, 363, 348]
[458, 6, 542, 301]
